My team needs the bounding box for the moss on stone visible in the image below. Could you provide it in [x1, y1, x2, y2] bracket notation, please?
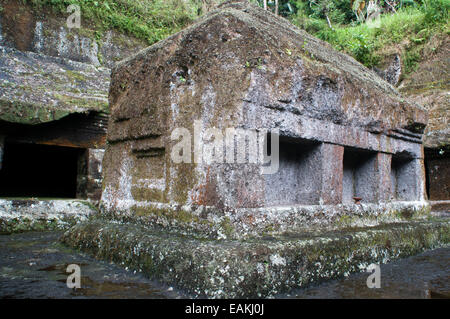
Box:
[131, 187, 165, 203]
[0, 216, 75, 234]
[219, 217, 235, 238]
[0, 99, 71, 124]
[52, 93, 108, 111]
[65, 70, 88, 83]
[61, 217, 450, 298]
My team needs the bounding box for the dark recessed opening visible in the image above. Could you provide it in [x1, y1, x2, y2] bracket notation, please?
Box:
[0, 142, 82, 198]
[391, 155, 417, 201]
[424, 158, 431, 200]
[264, 137, 321, 206]
[343, 147, 378, 203]
[424, 147, 450, 201]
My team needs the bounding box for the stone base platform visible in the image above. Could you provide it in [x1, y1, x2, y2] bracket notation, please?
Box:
[430, 200, 450, 214]
[99, 201, 433, 240]
[0, 199, 97, 234]
[61, 217, 450, 298]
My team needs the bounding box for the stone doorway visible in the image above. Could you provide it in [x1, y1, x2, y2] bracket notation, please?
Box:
[0, 142, 81, 198]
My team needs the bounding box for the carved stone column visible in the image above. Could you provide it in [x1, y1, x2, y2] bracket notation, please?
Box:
[320, 143, 344, 205]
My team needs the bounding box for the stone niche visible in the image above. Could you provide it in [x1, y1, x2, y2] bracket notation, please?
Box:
[343, 148, 378, 204]
[425, 147, 450, 202]
[0, 113, 107, 202]
[264, 138, 322, 206]
[101, 0, 429, 237]
[0, 140, 104, 201]
[391, 154, 419, 201]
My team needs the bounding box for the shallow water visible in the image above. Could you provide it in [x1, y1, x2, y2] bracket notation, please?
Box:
[0, 231, 184, 299]
[281, 247, 450, 299]
[0, 231, 448, 299]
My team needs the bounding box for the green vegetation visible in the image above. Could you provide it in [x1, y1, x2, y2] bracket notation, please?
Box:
[23, 0, 204, 44]
[20, 0, 448, 73]
[288, 0, 449, 70]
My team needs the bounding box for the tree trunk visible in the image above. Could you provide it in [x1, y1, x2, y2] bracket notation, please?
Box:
[275, 0, 279, 15]
[325, 14, 333, 30]
[263, 0, 267, 10]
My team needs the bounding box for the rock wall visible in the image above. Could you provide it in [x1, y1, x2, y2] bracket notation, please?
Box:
[0, 0, 146, 68]
[0, 45, 110, 125]
[77, 149, 105, 201]
[397, 35, 449, 202]
[374, 54, 402, 86]
[0, 0, 130, 208]
[398, 35, 449, 150]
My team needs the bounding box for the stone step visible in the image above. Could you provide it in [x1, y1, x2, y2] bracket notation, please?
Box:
[430, 200, 450, 214]
[0, 199, 98, 234]
[61, 218, 450, 298]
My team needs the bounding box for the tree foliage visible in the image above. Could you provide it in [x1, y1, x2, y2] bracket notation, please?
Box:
[253, 0, 446, 25]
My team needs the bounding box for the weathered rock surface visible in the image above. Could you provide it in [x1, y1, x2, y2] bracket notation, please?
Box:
[0, 199, 97, 234]
[0, 0, 150, 126]
[374, 54, 402, 87]
[0, 0, 146, 68]
[110, 1, 426, 135]
[399, 35, 449, 149]
[101, 0, 428, 224]
[62, 217, 450, 298]
[0, 45, 110, 125]
[98, 201, 431, 240]
[77, 149, 106, 201]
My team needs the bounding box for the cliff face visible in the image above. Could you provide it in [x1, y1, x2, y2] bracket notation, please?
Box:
[0, 0, 147, 205]
[398, 35, 449, 150]
[373, 30, 449, 150]
[390, 33, 449, 202]
[0, 0, 147, 126]
[0, 0, 146, 68]
[0, 45, 109, 125]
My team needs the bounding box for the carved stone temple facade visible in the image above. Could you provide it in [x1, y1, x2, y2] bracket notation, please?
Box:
[100, 0, 428, 238]
[62, 1, 449, 299]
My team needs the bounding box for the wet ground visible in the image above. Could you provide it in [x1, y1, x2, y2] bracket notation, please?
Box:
[284, 247, 450, 299]
[0, 231, 448, 299]
[0, 231, 185, 299]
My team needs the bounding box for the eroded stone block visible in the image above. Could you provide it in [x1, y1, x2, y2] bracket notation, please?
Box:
[77, 148, 105, 201]
[100, 1, 429, 235]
